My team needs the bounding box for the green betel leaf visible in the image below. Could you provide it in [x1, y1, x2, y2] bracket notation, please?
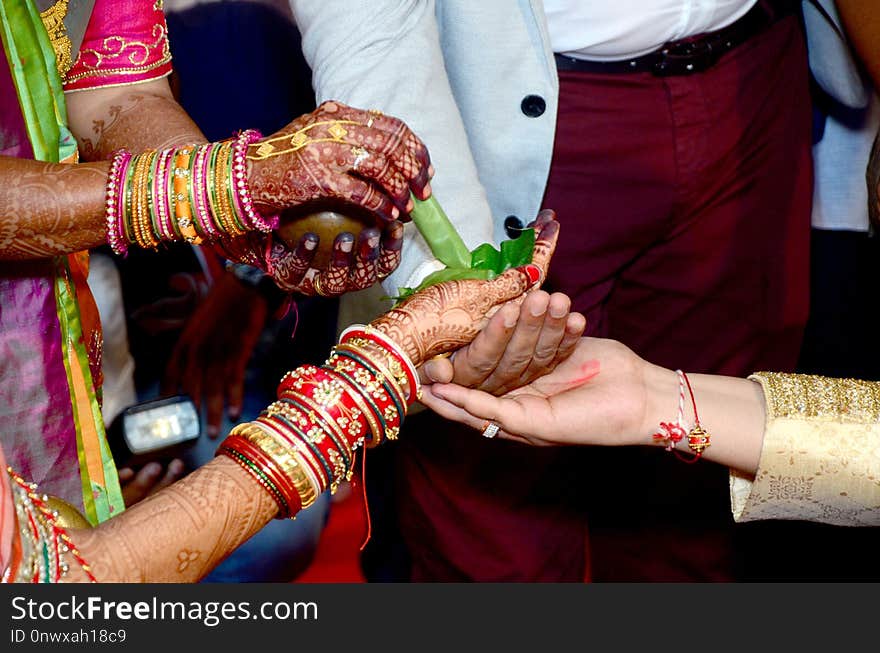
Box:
[469, 242, 502, 272]
[499, 227, 535, 270]
[468, 228, 535, 274]
[409, 195, 472, 269]
[395, 196, 537, 307]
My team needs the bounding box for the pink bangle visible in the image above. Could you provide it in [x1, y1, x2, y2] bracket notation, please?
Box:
[231, 129, 279, 232]
[105, 149, 132, 255]
[191, 143, 218, 239]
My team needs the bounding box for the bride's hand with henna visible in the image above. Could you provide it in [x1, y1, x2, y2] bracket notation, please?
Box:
[369, 263, 544, 368]
[216, 101, 431, 296]
[211, 218, 405, 296]
[415, 210, 585, 392]
[246, 101, 432, 222]
[368, 210, 563, 367]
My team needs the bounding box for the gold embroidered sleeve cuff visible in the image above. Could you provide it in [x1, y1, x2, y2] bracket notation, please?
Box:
[730, 372, 880, 526]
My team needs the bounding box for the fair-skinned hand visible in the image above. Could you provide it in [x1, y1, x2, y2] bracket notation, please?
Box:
[421, 336, 769, 475]
[369, 210, 562, 367]
[416, 209, 584, 392]
[419, 290, 586, 394]
[371, 263, 543, 368]
[420, 337, 651, 447]
[162, 272, 268, 437]
[118, 459, 186, 507]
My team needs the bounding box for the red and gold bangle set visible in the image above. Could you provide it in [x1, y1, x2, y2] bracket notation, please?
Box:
[217, 326, 419, 519]
[104, 130, 278, 256]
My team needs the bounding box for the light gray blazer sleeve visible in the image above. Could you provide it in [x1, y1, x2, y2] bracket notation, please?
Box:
[289, 0, 495, 296]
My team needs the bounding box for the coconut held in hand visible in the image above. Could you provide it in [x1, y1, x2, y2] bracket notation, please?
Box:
[276, 206, 377, 270]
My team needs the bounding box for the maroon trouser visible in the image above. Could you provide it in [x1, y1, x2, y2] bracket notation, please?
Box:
[397, 15, 812, 581]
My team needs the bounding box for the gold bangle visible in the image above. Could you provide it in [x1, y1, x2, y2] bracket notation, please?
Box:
[213, 141, 244, 237]
[264, 403, 330, 492]
[232, 422, 319, 510]
[243, 423, 318, 502]
[132, 152, 157, 249]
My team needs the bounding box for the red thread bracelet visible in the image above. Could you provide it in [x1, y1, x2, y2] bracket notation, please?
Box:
[674, 371, 711, 464]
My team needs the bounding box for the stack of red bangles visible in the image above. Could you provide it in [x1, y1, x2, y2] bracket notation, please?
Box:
[217, 325, 420, 518]
[104, 129, 278, 256]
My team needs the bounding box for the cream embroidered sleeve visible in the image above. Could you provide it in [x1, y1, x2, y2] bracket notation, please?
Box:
[730, 373, 880, 526]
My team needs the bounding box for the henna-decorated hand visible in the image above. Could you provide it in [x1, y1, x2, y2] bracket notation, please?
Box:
[369, 210, 559, 366]
[369, 263, 543, 367]
[211, 219, 404, 295]
[416, 210, 579, 393]
[246, 101, 432, 223]
[419, 290, 587, 394]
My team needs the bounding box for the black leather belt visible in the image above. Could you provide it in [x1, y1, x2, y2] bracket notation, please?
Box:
[554, 0, 798, 77]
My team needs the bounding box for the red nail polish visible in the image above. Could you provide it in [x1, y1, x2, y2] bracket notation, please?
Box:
[525, 264, 542, 285]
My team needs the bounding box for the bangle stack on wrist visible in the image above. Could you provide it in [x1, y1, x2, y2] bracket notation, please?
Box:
[216, 326, 418, 518]
[104, 130, 279, 255]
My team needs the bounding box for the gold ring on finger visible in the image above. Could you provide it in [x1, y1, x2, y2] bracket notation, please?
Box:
[312, 275, 327, 297]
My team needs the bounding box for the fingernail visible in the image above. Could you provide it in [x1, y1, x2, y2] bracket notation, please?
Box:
[391, 206, 400, 219]
[207, 425, 219, 438]
[525, 264, 541, 285]
[529, 302, 546, 318]
[549, 304, 567, 319]
[341, 239, 353, 253]
[229, 407, 241, 421]
[145, 462, 161, 476]
[423, 361, 441, 383]
[428, 165, 435, 177]
[303, 236, 317, 251]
